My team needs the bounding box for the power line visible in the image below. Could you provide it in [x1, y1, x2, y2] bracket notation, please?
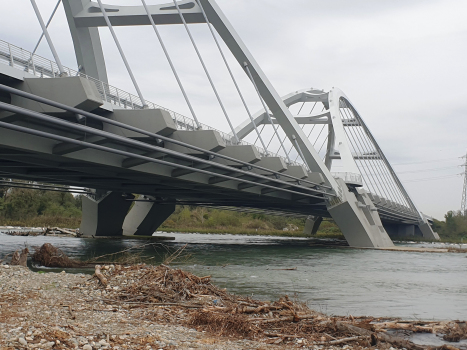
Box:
[402, 173, 462, 183]
[461, 151, 467, 215]
[392, 157, 461, 166]
[397, 165, 460, 174]
[362, 165, 460, 176]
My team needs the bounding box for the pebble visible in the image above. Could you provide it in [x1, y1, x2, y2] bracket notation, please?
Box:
[0, 265, 410, 350]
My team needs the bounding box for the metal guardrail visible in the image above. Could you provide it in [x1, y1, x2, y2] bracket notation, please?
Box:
[0, 39, 299, 165]
[331, 172, 363, 186]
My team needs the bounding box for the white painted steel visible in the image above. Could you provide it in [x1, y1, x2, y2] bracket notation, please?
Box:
[95, 0, 148, 108]
[30, 0, 66, 76]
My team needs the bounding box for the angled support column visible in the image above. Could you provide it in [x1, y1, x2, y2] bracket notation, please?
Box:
[303, 215, 322, 236]
[326, 180, 394, 247]
[416, 222, 440, 240]
[122, 196, 175, 236]
[80, 192, 134, 236]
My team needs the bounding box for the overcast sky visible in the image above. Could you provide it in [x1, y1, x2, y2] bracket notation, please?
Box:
[2, 0, 467, 220]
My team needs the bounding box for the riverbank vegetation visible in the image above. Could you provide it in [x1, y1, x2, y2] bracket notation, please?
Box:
[2, 186, 467, 242]
[432, 210, 467, 242]
[0, 187, 82, 227]
[159, 206, 343, 238]
[0, 187, 342, 238]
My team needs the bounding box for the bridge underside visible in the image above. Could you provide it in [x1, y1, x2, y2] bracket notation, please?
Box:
[0, 139, 429, 240]
[0, 143, 328, 217]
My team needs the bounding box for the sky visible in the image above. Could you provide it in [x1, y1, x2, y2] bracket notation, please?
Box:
[1, 0, 466, 220]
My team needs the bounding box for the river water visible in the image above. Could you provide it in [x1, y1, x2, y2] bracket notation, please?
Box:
[1, 231, 466, 321]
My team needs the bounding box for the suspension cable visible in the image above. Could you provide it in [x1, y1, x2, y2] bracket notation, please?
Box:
[295, 123, 325, 162]
[344, 103, 404, 204]
[297, 102, 306, 115]
[343, 126, 376, 195]
[243, 64, 290, 162]
[343, 102, 405, 205]
[32, 0, 62, 57]
[172, 0, 239, 143]
[291, 104, 325, 160]
[140, 0, 200, 128]
[283, 101, 317, 156]
[195, 0, 267, 148]
[340, 106, 379, 195]
[254, 124, 266, 148]
[96, 0, 147, 108]
[341, 101, 407, 206]
[318, 134, 328, 156]
[341, 103, 390, 201]
[30, 0, 66, 76]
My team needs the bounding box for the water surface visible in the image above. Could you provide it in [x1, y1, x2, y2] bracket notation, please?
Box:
[1, 231, 466, 320]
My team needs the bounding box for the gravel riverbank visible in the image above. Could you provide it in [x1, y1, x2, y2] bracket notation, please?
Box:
[1, 264, 463, 350]
[0, 265, 287, 350]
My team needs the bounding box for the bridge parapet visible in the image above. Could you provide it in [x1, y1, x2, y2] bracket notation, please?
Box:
[331, 172, 363, 187]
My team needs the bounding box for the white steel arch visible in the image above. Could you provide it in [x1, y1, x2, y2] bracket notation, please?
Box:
[233, 87, 438, 240]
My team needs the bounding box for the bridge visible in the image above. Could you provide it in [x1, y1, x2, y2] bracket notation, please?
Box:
[0, 0, 439, 247]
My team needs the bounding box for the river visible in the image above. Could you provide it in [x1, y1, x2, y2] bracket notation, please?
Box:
[1, 231, 466, 321]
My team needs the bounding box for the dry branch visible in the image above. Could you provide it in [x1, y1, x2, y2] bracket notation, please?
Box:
[94, 265, 108, 286]
[319, 335, 368, 345]
[32, 243, 82, 268]
[10, 248, 28, 267]
[81, 263, 464, 348]
[336, 321, 427, 350]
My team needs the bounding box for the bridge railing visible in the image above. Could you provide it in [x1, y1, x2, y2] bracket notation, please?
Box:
[331, 172, 363, 186]
[0, 39, 302, 166]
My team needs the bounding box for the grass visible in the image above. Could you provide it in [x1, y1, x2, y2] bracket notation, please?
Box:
[2, 204, 467, 243]
[0, 216, 81, 228]
[160, 227, 345, 239]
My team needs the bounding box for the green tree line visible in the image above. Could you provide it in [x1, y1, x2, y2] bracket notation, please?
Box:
[432, 211, 467, 242]
[0, 185, 341, 237]
[0, 185, 82, 227]
[1, 184, 466, 241]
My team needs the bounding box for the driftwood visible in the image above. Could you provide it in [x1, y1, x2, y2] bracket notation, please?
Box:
[336, 321, 428, 350]
[251, 314, 316, 323]
[319, 335, 367, 345]
[83, 263, 465, 348]
[10, 248, 29, 267]
[32, 243, 82, 268]
[373, 321, 446, 333]
[94, 265, 108, 286]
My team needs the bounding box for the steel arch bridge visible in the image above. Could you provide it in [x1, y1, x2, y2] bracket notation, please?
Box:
[0, 0, 438, 247]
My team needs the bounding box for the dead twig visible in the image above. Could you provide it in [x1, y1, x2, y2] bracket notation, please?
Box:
[318, 335, 367, 345]
[85, 242, 160, 263]
[94, 265, 108, 286]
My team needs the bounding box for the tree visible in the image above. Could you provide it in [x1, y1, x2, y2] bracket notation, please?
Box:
[445, 211, 457, 234]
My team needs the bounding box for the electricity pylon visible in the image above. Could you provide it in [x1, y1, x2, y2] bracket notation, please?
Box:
[462, 151, 467, 216]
